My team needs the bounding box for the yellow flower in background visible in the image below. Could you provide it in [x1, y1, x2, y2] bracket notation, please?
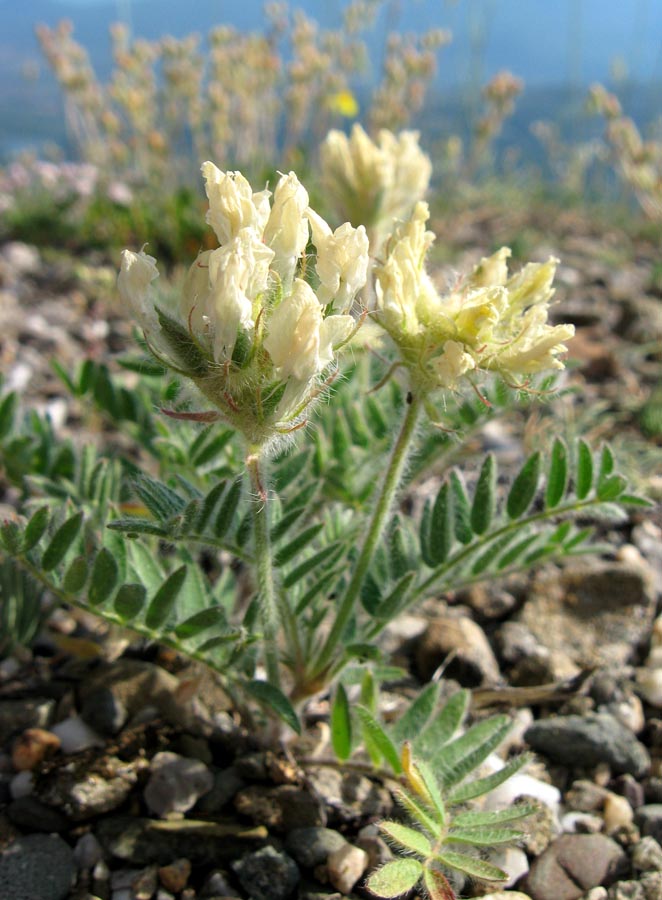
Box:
[118, 163, 369, 446]
[320, 124, 432, 250]
[325, 88, 359, 118]
[374, 203, 574, 392]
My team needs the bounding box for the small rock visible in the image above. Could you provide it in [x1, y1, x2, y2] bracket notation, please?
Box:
[144, 752, 213, 817]
[415, 614, 501, 685]
[525, 714, 651, 777]
[0, 699, 55, 744]
[636, 805, 662, 844]
[489, 846, 529, 886]
[606, 881, 645, 900]
[306, 767, 392, 823]
[7, 796, 69, 833]
[73, 832, 104, 869]
[232, 846, 299, 900]
[566, 780, 611, 812]
[195, 765, 245, 814]
[632, 836, 662, 872]
[234, 785, 326, 831]
[641, 871, 662, 900]
[9, 771, 33, 799]
[583, 890, 608, 900]
[522, 834, 628, 900]
[327, 843, 368, 894]
[356, 824, 393, 869]
[603, 794, 634, 831]
[0, 833, 75, 900]
[158, 858, 191, 893]
[484, 771, 561, 814]
[132, 865, 158, 900]
[1, 241, 41, 274]
[199, 869, 240, 897]
[285, 828, 347, 868]
[51, 715, 104, 754]
[11, 728, 60, 771]
[561, 811, 604, 834]
[478, 895, 533, 900]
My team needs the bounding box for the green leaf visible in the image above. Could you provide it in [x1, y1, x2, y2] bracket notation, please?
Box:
[452, 801, 538, 828]
[388, 519, 411, 580]
[416, 689, 469, 757]
[448, 826, 523, 845]
[366, 859, 423, 897]
[598, 443, 615, 482]
[88, 548, 119, 606]
[619, 494, 654, 508]
[0, 521, 21, 554]
[379, 821, 432, 856]
[128, 542, 165, 594]
[215, 479, 242, 538]
[448, 753, 529, 804]
[174, 606, 227, 640]
[63, 556, 88, 593]
[330, 684, 352, 761]
[420, 499, 435, 568]
[450, 471, 473, 544]
[133, 474, 185, 521]
[430, 481, 454, 564]
[576, 439, 593, 500]
[432, 715, 511, 789]
[375, 571, 416, 620]
[245, 680, 301, 734]
[282, 542, 343, 589]
[145, 566, 187, 630]
[41, 511, 84, 571]
[391, 682, 440, 744]
[107, 518, 169, 537]
[274, 523, 324, 567]
[597, 473, 627, 501]
[470, 532, 520, 576]
[21, 507, 50, 552]
[545, 438, 568, 508]
[114, 583, 147, 621]
[470, 454, 496, 535]
[196, 481, 228, 531]
[507, 452, 541, 519]
[393, 788, 442, 838]
[0, 391, 18, 439]
[356, 706, 402, 774]
[435, 850, 506, 882]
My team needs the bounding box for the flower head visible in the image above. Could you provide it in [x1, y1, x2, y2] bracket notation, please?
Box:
[374, 203, 574, 392]
[320, 124, 431, 250]
[119, 164, 368, 446]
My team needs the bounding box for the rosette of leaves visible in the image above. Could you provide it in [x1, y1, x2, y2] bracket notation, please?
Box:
[347, 689, 537, 900]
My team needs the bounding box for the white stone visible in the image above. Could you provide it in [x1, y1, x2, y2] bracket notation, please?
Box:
[51, 715, 104, 754]
[483, 771, 561, 815]
[636, 668, 662, 707]
[603, 792, 634, 831]
[327, 843, 369, 894]
[489, 846, 529, 886]
[561, 810, 603, 833]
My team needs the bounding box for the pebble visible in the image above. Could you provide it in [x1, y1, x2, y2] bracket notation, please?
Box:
[195, 765, 245, 814]
[11, 728, 60, 771]
[158, 858, 191, 893]
[483, 770, 562, 814]
[144, 752, 213, 817]
[73, 832, 104, 869]
[561, 811, 604, 833]
[0, 833, 75, 900]
[234, 784, 326, 831]
[478, 893, 533, 900]
[9, 770, 33, 799]
[7, 796, 69, 833]
[326, 843, 368, 894]
[232, 846, 299, 900]
[606, 881, 645, 900]
[603, 793, 634, 831]
[356, 824, 393, 869]
[51, 715, 104, 754]
[566, 780, 611, 812]
[305, 767, 392, 823]
[489, 846, 529, 886]
[525, 714, 651, 777]
[522, 834, 628, 900]
[285, 827, 347, 868]
[415, 613, 501, 685]
[635, 805, 662, 843]
[632, 836, 662, 872]
[0, 699, 55, 744]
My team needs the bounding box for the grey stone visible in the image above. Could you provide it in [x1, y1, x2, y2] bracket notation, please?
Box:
[525, 714, 650, 777]
[7, 796, 69, 833]
[195, 765, 245, 814]
[641, 872, 662, 900]
[607, 883, 646, 900]
[80, 688, 127, 735]
[306, 767, 392, 823]
[232, 846, 299, 900]
[285, 827, 347, 868]
[97, 816, 268, 866]
[0, 834, 75, 900]
[234, 785, 326, 832]
[633, 836, 662, 872]
[522, 834, 628, 900]
[0, 699, 54, 744]
[636, 806, 662, 844]
[39, 755, 143, 820]
[144, 751, 213, 817]
[199, 869, 240, 897]
[78, 660, 183, 731]
[73, 832, 104, 869]
[327, 843, 368, 894]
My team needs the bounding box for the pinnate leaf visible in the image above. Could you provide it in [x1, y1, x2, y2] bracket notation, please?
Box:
[145, 566, 187, 630]
[470, 454, 496, 535]
[379, 821, 432, 856]
[42, 511, 84, 571]
[507, 452, 541, 518]
[366, 859, 423, 897]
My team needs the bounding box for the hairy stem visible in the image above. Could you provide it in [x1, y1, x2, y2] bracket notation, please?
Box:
[308, 389, 423, 686]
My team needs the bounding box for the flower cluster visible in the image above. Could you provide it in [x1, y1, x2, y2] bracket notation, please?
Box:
[374, 202, 575, 390]
[320, 124, 431, 249]
[119, 164, 369, 446]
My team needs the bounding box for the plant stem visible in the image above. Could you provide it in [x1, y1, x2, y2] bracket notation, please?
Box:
[246, 447, 304, 690]
[309, 389, 422, 685]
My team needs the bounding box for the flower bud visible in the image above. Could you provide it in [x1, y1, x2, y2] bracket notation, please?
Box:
[263, 172, 309, 286]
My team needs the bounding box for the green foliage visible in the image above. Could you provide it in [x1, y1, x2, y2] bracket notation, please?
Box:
[364, 692, 537, 900]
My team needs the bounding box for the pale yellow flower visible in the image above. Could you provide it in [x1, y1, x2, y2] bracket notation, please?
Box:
[263, 172, 309, 286]
[306, 209, 369, 310]
[202, 162, 271, 244]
